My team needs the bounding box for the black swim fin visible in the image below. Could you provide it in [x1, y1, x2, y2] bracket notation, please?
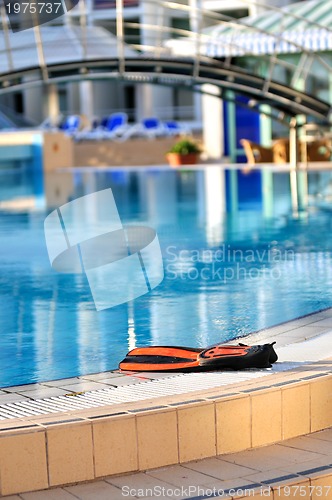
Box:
[119, 342, 278, 372]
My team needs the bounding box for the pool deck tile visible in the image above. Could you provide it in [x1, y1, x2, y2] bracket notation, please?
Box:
[219, 450, 284, 474]
[20, 489, 76, 499]
[308, 317, 332, 327]
[65, 481, 124, 500]
[96, 376, 150, 386]
[15, 388, 74, 400]
[1, 497, 22, 500]
[182, 457, 257, 481]
[57, 381, 113, 393]
[78, 371, 125, 381]
[311, 428, 332, 441]
[2, 383, 47, 393]
[278, 435, 332, 455]
[107, 470, 181, 490]
[0, 393, 31, 404]
[41, 378, 81, 387]
[278, 457, 332, 476]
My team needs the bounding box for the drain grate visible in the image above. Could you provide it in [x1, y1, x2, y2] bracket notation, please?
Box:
[0, 370, 272, 420]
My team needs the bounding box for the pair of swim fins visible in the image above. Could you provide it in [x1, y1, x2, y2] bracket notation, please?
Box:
[119, 342, 278, 372]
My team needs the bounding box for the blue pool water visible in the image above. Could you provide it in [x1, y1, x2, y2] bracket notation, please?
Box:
[1, 166, 332, 387]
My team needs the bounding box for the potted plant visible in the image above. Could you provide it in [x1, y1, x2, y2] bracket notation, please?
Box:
[166, 139, 201, 167]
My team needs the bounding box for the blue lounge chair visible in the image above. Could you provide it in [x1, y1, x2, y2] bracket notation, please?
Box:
[102, 112, 129, 139]
[163, 120, 192, 136]
[76, 112, 129, 141]
[114, 116, 165, 141]
[59, 115, 81, 136]
[140, 117, 165, 138]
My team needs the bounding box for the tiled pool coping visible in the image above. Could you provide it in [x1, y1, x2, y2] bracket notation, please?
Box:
[5, 427, 331, 499]
[0, 308, 332, 496]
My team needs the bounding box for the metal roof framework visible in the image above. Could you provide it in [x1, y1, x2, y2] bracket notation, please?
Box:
[0, 0, 331, 123]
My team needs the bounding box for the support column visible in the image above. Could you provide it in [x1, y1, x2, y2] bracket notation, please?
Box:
[189, 0, 202, 34]
[45, 84, 60, 125]
[23, 73, 45, 124]
[136, 0, 172, 121]
[260, 104, 274, 217]
[196, 167, 226, 246]
[79, 80, 94, 120]
[202, 84, 224, 160]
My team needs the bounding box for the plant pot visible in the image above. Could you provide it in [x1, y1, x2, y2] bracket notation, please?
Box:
[166, 152, 199, 167]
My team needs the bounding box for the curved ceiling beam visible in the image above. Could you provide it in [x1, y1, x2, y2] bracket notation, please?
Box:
[0, 57, 330, 121]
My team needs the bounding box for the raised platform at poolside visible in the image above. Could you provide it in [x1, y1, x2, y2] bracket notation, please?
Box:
[0, 308, 331, 497]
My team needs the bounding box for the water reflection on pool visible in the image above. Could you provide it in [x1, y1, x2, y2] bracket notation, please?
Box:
[1, 165, 332, 386]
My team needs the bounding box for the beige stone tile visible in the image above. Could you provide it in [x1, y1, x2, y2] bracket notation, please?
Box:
[183, 457, 257, 481]
[107, 471, 178, 490]
[311, 474, 332, 500]
[232, 485, 272, 499]
[47, 422, 94, 486]
[218, 446, 289, 473]
[309, 317, 332, 327]
[0, 496, 23, 500]
[251, 390, 282, 447]
[28, 415, 86, 426]
[187, 478, 242, 497]
[310, 377, 332, 432]
[280, 435, 332, 456]
[278, 457, 331, 476]
[42, 377, 80, 387]
[282, 384, 310, 440]
[16, 388, 71, 399]
[0, 420, 41, 430]
[137, 410, 178, 470]
[0, 430, 48, 496]
[0, 393, 30, 404]
[267, 444, 323, 465]
[59, 381, 111, 392]
[312, 428, 332, 441]
[216, 396, 251, 454]
[79, 371, 124, 381]
[178, 403, 216, 462]
[146, 464, 218, 488]
[20, 489, 76, 499]
[3, 383, 46, 393]
[272, 478, 311, 499]
[243, 468, 297, 484]
[65, 480, 124, 500]
[205, 478, 261, 499]
[93, 415, 138, 477]
[279, 325, 330, 340]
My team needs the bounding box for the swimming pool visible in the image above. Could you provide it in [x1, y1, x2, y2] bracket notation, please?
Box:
[1, 165, 332, 387]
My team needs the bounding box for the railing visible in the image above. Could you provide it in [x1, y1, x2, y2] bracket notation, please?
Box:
[0, 0, 330, 122]
[93, 0, 139, 9]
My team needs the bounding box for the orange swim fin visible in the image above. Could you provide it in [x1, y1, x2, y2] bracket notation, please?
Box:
[119, 342, 277, 372]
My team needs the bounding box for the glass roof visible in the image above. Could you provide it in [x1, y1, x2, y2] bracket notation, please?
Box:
[0, 25, 136, 73]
